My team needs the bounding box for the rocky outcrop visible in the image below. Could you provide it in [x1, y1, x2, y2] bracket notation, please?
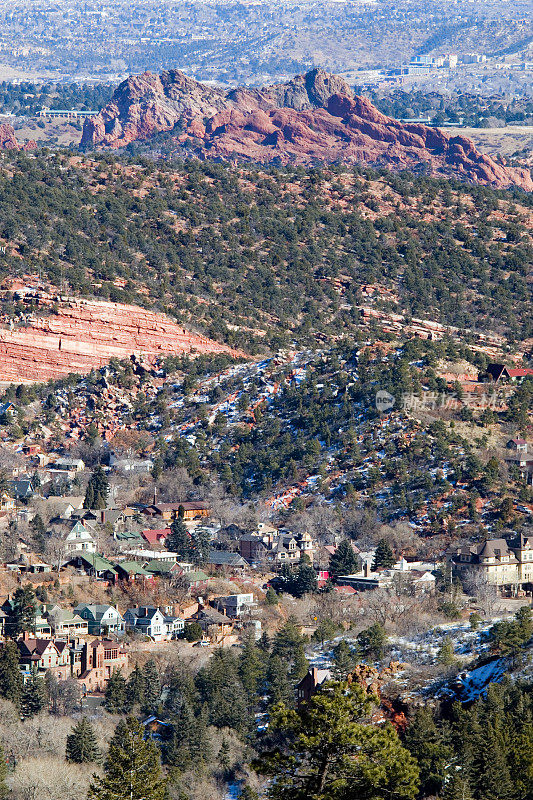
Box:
[0, 297, 241, 382]
[81, 68, 533, 191]
[0, 123, 35, 150]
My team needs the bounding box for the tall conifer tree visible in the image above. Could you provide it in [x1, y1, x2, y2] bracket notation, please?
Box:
[66, 717, 101, 763]
[88, 717, 166, 800]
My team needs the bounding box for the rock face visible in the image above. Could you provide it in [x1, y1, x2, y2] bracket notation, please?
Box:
[0, 296, 240, 382]
[81, 68, 533, 191]
[0, 123, 35, 150]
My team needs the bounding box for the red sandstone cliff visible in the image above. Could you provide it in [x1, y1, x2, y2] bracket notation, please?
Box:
[0, 296, 241, 382]
[81, 68, 532, 191]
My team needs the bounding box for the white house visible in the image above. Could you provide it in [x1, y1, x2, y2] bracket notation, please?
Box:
[123, 607, 169, 642]
[65, 521, 97, 554]
[74, 603, 125, 635]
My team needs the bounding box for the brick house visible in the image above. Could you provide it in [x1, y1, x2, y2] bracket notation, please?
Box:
[76, 638, 129, 693]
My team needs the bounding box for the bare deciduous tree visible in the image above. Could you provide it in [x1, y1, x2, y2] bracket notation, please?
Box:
[460, 569, 499, 616]
[10, 756, 93, 800]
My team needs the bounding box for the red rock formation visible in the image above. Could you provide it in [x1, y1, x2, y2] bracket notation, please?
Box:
[0, 123, 35, 150]
[0, 296, 241, 382]
[81, 68, 532, 191]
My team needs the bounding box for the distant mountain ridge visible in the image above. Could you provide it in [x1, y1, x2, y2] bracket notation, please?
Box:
[81, 68, 533, 191]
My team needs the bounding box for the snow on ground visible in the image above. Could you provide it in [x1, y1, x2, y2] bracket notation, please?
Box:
[438, 658, 507, 702]
[307, 615, 521, 700]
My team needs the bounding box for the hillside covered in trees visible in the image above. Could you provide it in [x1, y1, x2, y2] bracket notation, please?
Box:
[0, 151, 531, 353]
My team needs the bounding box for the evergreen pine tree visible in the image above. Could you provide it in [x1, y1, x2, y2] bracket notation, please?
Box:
[29, 513, 47, 552]
[372, 538, 395, 570]
[265, 586, 278, 605]
[190, 527, 211, 566]
[218, 737, 231, 774]
[238, 632, 266, 703]
[272, 616, 308, 686]
[165, 702, 195, 773]
[441, 773, 475, 800]
[163, 702, 194, 773]
[84, 481, 95, 510]
[188, 703, 212, 770]
[515, 605, 533, 644]
[126, 664, 145, 711]
[66, 717, 101, 763]
[332, 640, 359, 679]
[471, 723, 514, 800]
[404, 708, 452, 797]
[0, 640, 23, 707]
[266, 654, 292, 707]
[142, 659, 161, 715]
[21, 671, 47, 718]
[437, 636, 456, 665]
[357, 623, 388, 660]
[195, 649, 249, 734]
[256, 680, 419, 800]
[184, 621, 203, 642]
[272, 617, 307, 663]
[289, 646, 309, 684]
[329, 540, 358, 580]
[293, 559, 318, 597]
[104, 669, 127, 714]
[166, 515, 191, 557]
[84, 465, 110, 510]
[8, 586, 38, 637]
[88, 717, 166, 800]
[165, 701, 211, 776]
[164, 667, 196, 717]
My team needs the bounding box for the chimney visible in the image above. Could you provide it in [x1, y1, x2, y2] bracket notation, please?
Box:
[153, 486, 157, 506]
[364, 560, 371, 578]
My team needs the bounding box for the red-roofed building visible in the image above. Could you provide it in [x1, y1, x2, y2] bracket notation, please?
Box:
[483, 364, 533, 383]
[142, 528, 170, 546]
[334, 584, 357, 595]
[505, 368, 533, 380]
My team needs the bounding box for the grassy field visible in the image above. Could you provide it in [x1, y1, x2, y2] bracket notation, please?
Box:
[460, 125, 533, 162]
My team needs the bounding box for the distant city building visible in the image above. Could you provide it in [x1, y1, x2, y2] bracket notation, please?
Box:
[37, 107, 99, 119]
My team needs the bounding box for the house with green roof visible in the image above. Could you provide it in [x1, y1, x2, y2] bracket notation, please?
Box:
[113, 561, 153, 583]
[183, 569, 210, 588]
[143, 559, 182, 578]
[113, 529, 143, 543]
[64, 552, 117, 582]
